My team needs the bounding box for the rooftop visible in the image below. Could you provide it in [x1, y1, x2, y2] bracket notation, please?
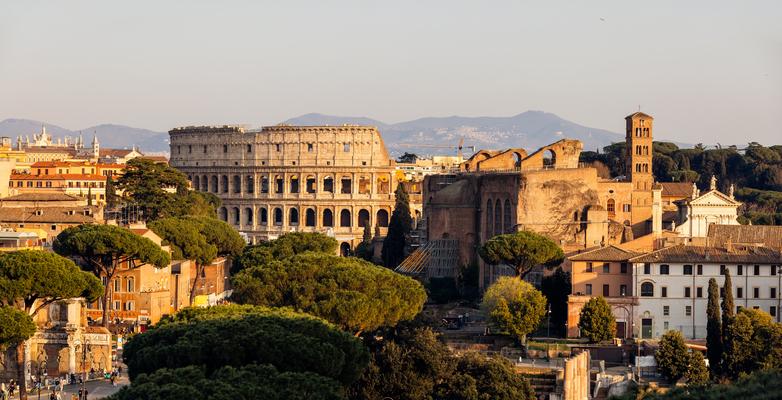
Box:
[630, 244, 782, 264]
[707, 224, 782, 250]
[1, 193, 83, 202]
[568, 245, 641, 262]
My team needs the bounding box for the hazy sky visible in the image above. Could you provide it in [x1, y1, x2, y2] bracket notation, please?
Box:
[1, 1, 780, 144]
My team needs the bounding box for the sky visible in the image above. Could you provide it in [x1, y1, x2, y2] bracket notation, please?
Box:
[1, 0, 780, 144]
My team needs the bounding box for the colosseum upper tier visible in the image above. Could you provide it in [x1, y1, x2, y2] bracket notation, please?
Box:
[169, 124, 399, 250]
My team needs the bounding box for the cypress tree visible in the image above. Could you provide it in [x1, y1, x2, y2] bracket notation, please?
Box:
[706, 278, 722, 377]
[87, 187, 93, 206]
[106, 174, 118, 209]
[382, 183, 412, 268]
[721, 269, 735, 373]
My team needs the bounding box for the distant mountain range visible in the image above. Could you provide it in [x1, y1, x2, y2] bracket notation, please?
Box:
[0, 119, 170, 153]
[284, 111, 627, 157]
[0, 111, 659, 157]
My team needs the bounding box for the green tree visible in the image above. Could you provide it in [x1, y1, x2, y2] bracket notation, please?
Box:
[685, 351, 709, 385]
[397, 152, 419, 164]
[105, 174, 118, 209]
[110, 364, 344, 400]
[578, 296, 616, 343]
[481, 277, 546, 344]
[706, 278, 722, 376]
[53, 224, 170, 326]
[149, 216, 244, 303]
[720, 269, 735, 372]
[478, 231, 564, 278]
[642, 369, 782, 400]
[123, 305, 368, 386]
[0, 306, 36, 348]
[354, 224, 374, 262]
[232, 232, 338, 274]
[0, 250, 103, 400]
[231, 253, 426, 334]
[382, 183, 412, 268]
[448, 352, 536, 400]
[541, 267, 571, 337]
[722, 308, 782, 378]
[656, 330, 692, 383]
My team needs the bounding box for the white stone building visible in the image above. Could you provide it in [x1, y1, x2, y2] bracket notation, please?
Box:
[672, 177, 741, 238]
[630, 244, 782, 339]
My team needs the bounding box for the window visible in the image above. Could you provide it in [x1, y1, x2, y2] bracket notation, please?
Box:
[223, 144, 228, 153]
[772, 265, 778, 276]
[585, 284, 592, 295]
[620, 285, 627, 296]
[603, 284, 609, 296]
[772, 288, 777, 299]
[772, 306, 777, 317]
[663, 306, 670, 316]
[738, 265, 743, 275]
[343, 143, 350, 152]
[586, 262, 593, 273]
[623, 204, 631, 212]
[754, 265, 760, 275]
[697, 264, 703, 275]
[621, 263, 628, 274]
[203, 145, 207, 153]
[127, 277, 134, 292]
[737, 287, 743, 298]
[754, 287, 760, 298]
[126, 301, 134, 311]
[685, 306, 692, 316]
[684, 287, 691, 298]
[307, 143, 313, 152]
[606, 199, 615, 213]
[603, 263, 610, 273]
[276, 143, 281, 152]
[664, 321, 669, 330]
[641, 282, 654, 297]
[697, 287, 703, 298]
[660, 264, 670, 275]
[662, 286, 668, 298]
[113, 301, 121, 311]
[644, 263, 650, 274]
[247, 144, 252, 153]
[683, 265, 693, 275]
[51, 224, 57, 231]
[720, 265, 726, 275]
[113, 279, 120, 293]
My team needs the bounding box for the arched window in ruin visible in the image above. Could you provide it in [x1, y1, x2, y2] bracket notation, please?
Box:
[376, 175, 390, 194]
[260, 208, 268, 225]
[233, 175, 241, 193]
[202, 175, 208, 191]
[260, 176, 269, 194]
[193, 176, 200, 191]
[218, 207, 227, 222]
[211, 176, 218, 193]
[305, 175, 316, 193]
[543, 149, 556, 168]
[503, 199, 512, 233]
[486, 200, 493, 237]
[275, 175, 284, 194]
[289, 207, 299, 226]
[323, 209, 334, 227]
[607, 199, 615, 214]
[245, 207, 253, 225]
[305, 208, 316, 227]
[323, 176, 334, 193]
[358, 175, 371, 194]
[340, 242, 351, 257]
[290, 175, 299, 194]
[340, 176, 352, 194]
[273, 207, 283, 226]
[221, 175, 229, 193]
[494, 199, 502, 236]
[246, 175, 254, 194]
[358, 209, 370, 228]
[340, 209, 351, 227]
[513, 152, 523, 168]
[231, 207, 240, 225]
[376, 209, 389, 227]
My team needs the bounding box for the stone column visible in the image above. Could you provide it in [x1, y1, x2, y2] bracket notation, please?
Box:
[68, 345, 76, 374]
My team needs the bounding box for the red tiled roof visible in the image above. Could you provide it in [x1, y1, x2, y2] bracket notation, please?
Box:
[707, 225, 782, 250]
[661, 182, 693, 198]
[630, 244, 781, 264]
[568, 245, 641, 261]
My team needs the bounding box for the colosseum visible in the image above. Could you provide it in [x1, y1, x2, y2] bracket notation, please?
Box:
[168, 124, 399, 254]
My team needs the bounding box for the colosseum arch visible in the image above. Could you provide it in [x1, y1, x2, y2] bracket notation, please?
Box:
[358, 209, 370, 228]
[305, 208, 316, 227]
[260, 208, 268, 225]
[274, 175, 284, 194]
[376, 175, 390, 194]
[232, 175, 241, 193]
[201, 175, 207, 191]
[290, 175, 300, 194]
[260, 176, 269, 194]
[340, 209, 352, 227]
[193, 176, 200, 191]
[231, 207, 240, 225]
[376, 209, 389, 227]
[340, 242, 351, 257]
[323, 176, 334, 193]
[221, 175, 229, 193]
[289, 208, 299, 226]
[211, 176, 218, 193]
[273, 207, 283, 226]
[323, 209, 334, 227]
[244, 207, 253, 225]
[494, 199, 502, 236]
[305, 175, 317, 193]
[218, 207, 227, 221]
[246, 175, 254, 193]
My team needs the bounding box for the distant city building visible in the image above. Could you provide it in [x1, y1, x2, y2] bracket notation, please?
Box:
[169, 124, 404, 253]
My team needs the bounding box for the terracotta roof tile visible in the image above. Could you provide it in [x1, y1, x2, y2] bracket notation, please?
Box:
[630, 244, 781, 264]
[0, 206, 98, 224]
[568, 245, 641, 261]
[660, 182, 693, 198]
[707, 224, 782, 250]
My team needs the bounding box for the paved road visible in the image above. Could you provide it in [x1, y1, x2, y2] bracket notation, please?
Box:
[7, 376, 129, 400]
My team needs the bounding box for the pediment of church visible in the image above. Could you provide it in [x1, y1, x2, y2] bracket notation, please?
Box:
[689, 190, 741, 206]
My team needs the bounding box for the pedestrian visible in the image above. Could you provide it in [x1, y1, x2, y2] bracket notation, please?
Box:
[83, 388, 88, 400]
[117, 365, 122, 377]
[55, 391, 62, 400]
[50, 391, 56, 400]
[1, 382, 7, 400]
[58, 378, 64, 393]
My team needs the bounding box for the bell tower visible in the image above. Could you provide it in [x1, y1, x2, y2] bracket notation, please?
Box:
[625, 112, 654, 226]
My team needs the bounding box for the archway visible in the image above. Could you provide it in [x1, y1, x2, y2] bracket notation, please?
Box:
[358, 209, 370, 228]
[244, 207, 253, 225]
[340, 242, 351, 257]
[193, 176, 200, 191]
[340, 209, 351, 227]
[289, 208, 299, 226]
[273, 208, 283, 226]
[218, 207, 227, 221]
[323, 209, 334, 227]
[543, 149, 556, 168]
[512, 152, 523, 168]
[260, 208, 268, 225]
[231, 207, 240, 225]
[376, 209, 389, 227]
[305, 208, 316, 227]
